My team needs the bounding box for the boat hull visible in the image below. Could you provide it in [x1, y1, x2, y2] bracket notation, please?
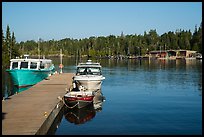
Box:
[6, 69, 53, 88]
[76, 80, 102, 90]
[64, 96, 94, 109]
[73, 75, 105, 90]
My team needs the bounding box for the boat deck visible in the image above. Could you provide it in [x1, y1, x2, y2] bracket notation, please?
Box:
[2, 73, 75, 135]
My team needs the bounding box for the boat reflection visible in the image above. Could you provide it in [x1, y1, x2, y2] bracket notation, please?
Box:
[63, 90, 105, 125]
[93, 89, 105, 112]
[64, 104, 96, 125]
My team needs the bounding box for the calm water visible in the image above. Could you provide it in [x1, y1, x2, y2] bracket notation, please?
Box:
[54, 58, 202, 135]
[2, 57, 202, 135]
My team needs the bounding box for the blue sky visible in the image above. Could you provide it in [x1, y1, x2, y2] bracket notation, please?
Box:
[2, 2, 202, 42]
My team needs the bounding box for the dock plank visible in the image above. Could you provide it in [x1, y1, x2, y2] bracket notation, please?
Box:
[2, 73, 74, 135]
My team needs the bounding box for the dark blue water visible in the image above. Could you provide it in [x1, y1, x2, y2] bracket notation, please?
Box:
[53, 58, 202, 135]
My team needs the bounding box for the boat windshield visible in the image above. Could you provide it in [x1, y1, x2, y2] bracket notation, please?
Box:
[76, 67, 101, 75]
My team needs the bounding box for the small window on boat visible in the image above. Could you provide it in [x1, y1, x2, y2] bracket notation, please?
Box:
[12, 62, 18, 69]
[30, 62, 37, 69]
[40, 63, 45, 69]
[44, 63, 50, 69]
[20, 62, 28, 69]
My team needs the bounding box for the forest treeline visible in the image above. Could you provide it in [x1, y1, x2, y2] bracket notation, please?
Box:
[2, 22, 202, 68]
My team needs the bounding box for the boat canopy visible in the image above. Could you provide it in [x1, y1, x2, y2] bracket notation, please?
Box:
[76, 60, 102, 75]
[77, 60, 101, 68]
[9, 58, 53, 70]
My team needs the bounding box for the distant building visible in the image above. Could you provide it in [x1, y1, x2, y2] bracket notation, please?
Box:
[167, 50, 177, 59]
[149, 50, 168, 58]
[149, 50, 197, 59]
[176, 50, 197, 58]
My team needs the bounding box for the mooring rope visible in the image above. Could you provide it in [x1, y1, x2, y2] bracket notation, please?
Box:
[58, 96, 79, 109]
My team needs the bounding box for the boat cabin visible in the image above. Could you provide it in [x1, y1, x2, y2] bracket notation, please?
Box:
[76, 60, 102, 75]
[9, 59, 53, 70]
[76, 66, 102, 75]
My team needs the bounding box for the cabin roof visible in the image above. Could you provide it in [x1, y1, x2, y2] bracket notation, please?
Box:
[77, 64, 101, 68]
[10, 58, 52, 63]
[77, 60, 101, 68]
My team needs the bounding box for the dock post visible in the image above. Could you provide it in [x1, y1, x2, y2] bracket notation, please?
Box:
[59, 49, 63, 74]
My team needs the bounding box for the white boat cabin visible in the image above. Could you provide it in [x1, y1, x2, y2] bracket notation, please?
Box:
[9, 56, 53, 70]
[76, 60, 102, 75]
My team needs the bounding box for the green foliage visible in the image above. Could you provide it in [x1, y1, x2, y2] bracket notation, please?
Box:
[2, 25, 20, 68]
[2, 22, 202, 62]
[191, 22, 202, 53]
[2, 29, 9, 68]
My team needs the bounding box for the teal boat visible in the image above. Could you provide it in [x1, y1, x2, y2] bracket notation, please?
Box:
[6, 55, 55, 91]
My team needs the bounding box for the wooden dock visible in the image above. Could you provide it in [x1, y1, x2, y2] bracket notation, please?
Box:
[2, 73, 75, 135]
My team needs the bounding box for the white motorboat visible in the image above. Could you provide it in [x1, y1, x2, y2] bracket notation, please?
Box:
[73, 60, 105, 90]
[63, 90, 94, 109]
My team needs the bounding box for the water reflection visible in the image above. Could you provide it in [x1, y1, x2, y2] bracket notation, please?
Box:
[100, 58, 202, 93]
[64, 104, 96, 125]
[93, 90, 105, 112]
[63, 90, 105, 125]
[52, 58, 201, 135]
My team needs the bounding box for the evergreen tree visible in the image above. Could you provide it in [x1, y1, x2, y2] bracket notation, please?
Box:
[9, 21, 201, 58]
[5, 25, 11, 60]
[11, 32, 20, 58]
[191, 24, 201, 52]
[2, 29, 9, 68]
[197, 22, 202, 53]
